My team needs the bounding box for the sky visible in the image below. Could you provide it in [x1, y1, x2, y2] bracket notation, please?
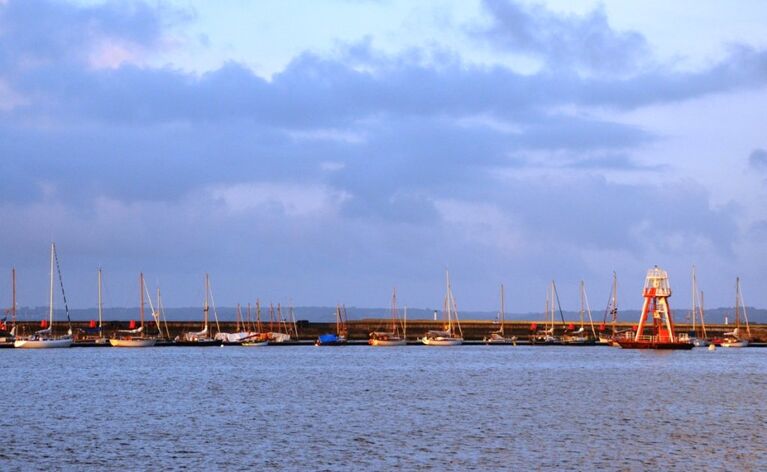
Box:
[1, 0, 766, 313]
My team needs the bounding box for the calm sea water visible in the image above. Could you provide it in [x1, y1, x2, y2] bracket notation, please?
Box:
[2, 346, 766, 471]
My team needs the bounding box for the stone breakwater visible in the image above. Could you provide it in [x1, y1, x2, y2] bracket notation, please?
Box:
[9, 320, 767, 343]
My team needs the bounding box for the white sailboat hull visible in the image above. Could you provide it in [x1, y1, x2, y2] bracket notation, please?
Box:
[14, 337, 73, 349]
[421, 337, 462, 346]
[109, 338, 157, 347]
[720, 340, 749, 348]
[242, 340, 269, 347]
[370, 338, 407, 346]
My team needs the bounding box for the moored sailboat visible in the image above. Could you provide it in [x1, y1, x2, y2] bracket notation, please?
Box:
[14, 243, 73, 349]
[562, 281, 597, 345]
[687, 266, 709, 347]
[719, 277, 751, 348]
[109, 273, 157, 347]
[176, 274, 222, 346]
[316, 304, 349, 346]
[484, 284, 516, 345]
[369, 288, 407, 346]
[422, 270, 463, 346]
[530, 281, 562, 345]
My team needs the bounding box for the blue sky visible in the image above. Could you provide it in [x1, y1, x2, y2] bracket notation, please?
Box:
[1, 0, 766, 312]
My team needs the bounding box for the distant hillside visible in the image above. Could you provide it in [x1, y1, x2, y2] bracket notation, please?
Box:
[8, 305, 767, 324]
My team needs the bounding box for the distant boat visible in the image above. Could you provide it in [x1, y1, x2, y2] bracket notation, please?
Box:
[422, 270, 463, 346]
[267, 303, 297, 344]
[720, 277, 750, 348]
[687, 266, 710, 347]
[0, 267, 18, 348]
[597, 272, 619, 345]
[369, 288, 407, 346]
[14, 243, 73, 349]
[109, 273, 157, 348]
[484, 284, 516, 345]
[316, 305, 348, 346]
[562, 281, 597, 345]
[216, 303, 258, 345]
[176, 274, 222, 346]
[614, 266, 693, 350]
[530, 281, 562, 345]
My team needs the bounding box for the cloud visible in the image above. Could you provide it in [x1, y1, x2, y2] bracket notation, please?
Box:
[750, 148, 767, 171]
[474, 0, 650, 74]
[0, 0, 765, 309]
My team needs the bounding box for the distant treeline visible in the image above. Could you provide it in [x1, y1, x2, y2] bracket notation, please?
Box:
[6, 305, 767, 324]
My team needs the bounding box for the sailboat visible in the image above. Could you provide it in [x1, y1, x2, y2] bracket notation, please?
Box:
[484, 284, 517, 344]
[422, 270, 463, 346]
[14, 243, 73, 349]
[267, 304, 293, 344]
[562, 281, 597, 345]
[109, 273, 157, 347]
[0, 268, 18, 348]
[531, 281, 562, 345]
[369, 288, 407, 346]
[315, 304, 349, 346]
[720, 277, 751, 348]
[79, 267, 109, 345]
[242, 300, 269, 347]
[598, 272, 618, 345]
[176, 274, 223, 346]
[688, 266, 709, 347]
[216, 303, 257, 345]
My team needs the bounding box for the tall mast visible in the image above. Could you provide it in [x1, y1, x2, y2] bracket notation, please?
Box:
[611, 272, 618, 335]
[256, 299, 262, 333]
[98, 267, 103, 330]
[700, 290, 707, 338]
[236, 304, 242, 332]
[734, 277, 740, 330]
[691, 266, 697, 333]
[204, 273, 209, 331]
[445, 270, 453, 334]
[391, 288, 398, 334]
[500, 283, 505, 335]
[11, 266, 16, 326]
[49, 242, 55, 329]
[580, 280, 585, 329]
[139, 272, 145, 329]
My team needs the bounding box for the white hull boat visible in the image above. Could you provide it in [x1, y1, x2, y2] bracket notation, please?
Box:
[421, 336, 462, 346]
[720, 339, 748, 348]
[370, 338, 407, 346]
[14, 337, 72, 349]
[109, 338, 157, 348]
[242, 340, 269, 347]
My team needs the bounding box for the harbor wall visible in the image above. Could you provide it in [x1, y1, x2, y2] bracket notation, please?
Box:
[11, 320, 767, 342]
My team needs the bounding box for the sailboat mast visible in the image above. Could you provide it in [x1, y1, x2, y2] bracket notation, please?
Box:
[500, 283, 505, 335]
[49, 243, 54, 329]
[446, 270, 453, 334]
[256, 299, 262, 333]
[204, 273, 210, 331]
[612, 272, 617, 335]
[139, 272, 145, 329]
[580, 280, 585, 329]
[691, 266, 697, 333]
[97, 267, 103, 330]
[391, 288, 398, 334]
[11, 266, 16, 326]
[734, 277, 740, 329]
[700, 290, 707, 338]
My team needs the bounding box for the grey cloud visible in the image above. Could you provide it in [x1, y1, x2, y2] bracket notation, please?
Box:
[750, 148, 767, 171]
[475, 0, 650, 74]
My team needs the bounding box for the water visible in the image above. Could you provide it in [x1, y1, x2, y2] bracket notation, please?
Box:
[3, 346, 766, 470]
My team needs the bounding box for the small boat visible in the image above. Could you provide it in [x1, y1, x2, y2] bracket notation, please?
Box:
[484, 284, 516, 345]
[562, 281, 597, 345]
[316, 305, 348, 346]
[267, 304, 297, 344]
[422, 270, 463, 346]
[687, 266, 710, 347]
[719, 277, 751, 348]
[0, 267, 18, 348]
[216, 304, 258, 345]
[14, 243, 73, 349]
[530, 281, 562, 345]
[109, 273, 157, 347]
[176, 274, 223, 346]
[370, 288, 407, 346]
[615, 266, 693, 350]
[597, 272, 620, 346]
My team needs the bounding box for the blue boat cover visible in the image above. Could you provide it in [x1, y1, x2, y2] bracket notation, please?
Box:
[318, 333, 339, 344]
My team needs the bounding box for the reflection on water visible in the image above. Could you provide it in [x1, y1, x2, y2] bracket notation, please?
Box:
[3, 346, 767, 470]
